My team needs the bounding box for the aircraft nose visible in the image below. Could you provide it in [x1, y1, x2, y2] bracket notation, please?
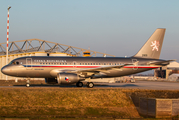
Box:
[1, 66, 9, 75]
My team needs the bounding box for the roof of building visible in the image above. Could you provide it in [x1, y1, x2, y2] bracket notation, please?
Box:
[167, 61, 179, 68]
[0, 38, 115, 57]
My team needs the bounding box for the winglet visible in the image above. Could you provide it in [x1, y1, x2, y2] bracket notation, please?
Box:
[133, 28, 166, 59]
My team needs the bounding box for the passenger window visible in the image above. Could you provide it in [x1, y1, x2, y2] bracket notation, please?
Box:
[99, 63, 100, 65]
[93, 63, 95, 65]
[104, 63, 106, 65]
[85, 63, 87, 65]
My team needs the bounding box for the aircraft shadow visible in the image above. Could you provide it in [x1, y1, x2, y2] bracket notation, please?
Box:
[13, 83, 139, 88]
[98, 84, 139, 88]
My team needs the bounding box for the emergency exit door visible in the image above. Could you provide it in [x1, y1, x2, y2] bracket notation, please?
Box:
[26, 58, 32, 70]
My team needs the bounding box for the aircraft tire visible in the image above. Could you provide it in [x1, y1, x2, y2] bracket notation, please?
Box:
[76, 82, 83, 87]
[87, 82, 94, 88]
[26, 83, 30, 87]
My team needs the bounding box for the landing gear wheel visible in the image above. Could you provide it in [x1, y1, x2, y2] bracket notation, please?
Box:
[26, 83, 30, 87]
[87, 82, 94, 88]
[76, 82, 83, 87]
[26, 79, 30, 87]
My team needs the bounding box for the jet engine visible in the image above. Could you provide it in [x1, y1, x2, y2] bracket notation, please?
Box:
[57, 73, 84, 84]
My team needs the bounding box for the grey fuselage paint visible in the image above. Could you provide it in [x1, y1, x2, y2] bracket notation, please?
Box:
[1, 56, 167, 79]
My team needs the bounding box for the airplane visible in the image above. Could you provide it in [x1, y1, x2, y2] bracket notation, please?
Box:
[1, 28, 173, 88]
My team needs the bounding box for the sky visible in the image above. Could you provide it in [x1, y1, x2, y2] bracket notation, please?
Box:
[0, 0, 179, 63]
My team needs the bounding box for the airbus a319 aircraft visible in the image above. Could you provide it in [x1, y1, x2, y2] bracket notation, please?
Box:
[1, 28, 172, 88]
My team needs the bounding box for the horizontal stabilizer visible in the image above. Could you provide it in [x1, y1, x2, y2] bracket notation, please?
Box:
[147, 60, 176, 66]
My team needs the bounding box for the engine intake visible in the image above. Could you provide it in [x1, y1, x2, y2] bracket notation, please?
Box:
[57, 73, 84, 84]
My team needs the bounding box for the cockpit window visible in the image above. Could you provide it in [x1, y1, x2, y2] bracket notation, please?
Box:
[8, 61, 20, 65]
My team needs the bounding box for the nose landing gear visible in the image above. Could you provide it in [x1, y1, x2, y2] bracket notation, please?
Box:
[26, 79, 30, 87]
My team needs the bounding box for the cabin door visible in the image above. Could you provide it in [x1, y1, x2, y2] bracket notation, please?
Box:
[132, 59, 138, 70]
[26, 58, 32, 70]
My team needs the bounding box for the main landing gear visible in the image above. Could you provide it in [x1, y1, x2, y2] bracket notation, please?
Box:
[76, 82, 83, 87]
[86, 82, 94, 88]
[76, 82, 94, 88]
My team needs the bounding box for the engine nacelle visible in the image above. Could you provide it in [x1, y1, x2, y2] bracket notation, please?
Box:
[45, 78, 58, 84]
[57, 73, 84, 84]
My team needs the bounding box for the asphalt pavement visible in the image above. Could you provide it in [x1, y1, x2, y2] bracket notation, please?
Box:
[1, 80, 179, 90]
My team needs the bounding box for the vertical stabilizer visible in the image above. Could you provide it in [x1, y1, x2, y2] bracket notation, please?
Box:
[133, 28, 166, 59]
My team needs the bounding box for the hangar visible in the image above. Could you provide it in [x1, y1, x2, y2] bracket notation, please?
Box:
[154, 61, 179, 80]
[0, 38, 115, 80]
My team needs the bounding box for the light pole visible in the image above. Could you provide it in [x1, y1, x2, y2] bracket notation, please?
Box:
[6, 6, 11, 81]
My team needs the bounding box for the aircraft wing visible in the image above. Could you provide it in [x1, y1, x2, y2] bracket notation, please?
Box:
[73, 63, 133, 73]
[147, 60, 176, 65]
[50, 64, 132, 78]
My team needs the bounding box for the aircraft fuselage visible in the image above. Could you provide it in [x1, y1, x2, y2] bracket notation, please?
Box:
[1, 56, 166, 78]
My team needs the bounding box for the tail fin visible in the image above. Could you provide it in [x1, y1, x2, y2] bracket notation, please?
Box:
[133, 28, 166, 59]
